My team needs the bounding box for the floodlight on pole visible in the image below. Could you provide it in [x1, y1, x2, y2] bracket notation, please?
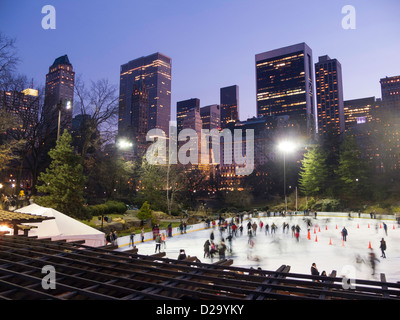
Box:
[277, 139, 297, 213]
[57, 100, 72, 141]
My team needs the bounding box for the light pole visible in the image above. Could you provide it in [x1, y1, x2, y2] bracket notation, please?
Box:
[278, 140, 296, 212]
[57, 100, 72, 141]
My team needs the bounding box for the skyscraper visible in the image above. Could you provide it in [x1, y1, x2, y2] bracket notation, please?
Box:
[44, 55, 75, 135]
[220, 85, 239, 128]
[176, 98, 200, 133]
[255, 43, 316, 136]
[122, 79, 149, 158]
[200, 104, 220, 130]
[380, 75, 400, 111]
[315, 55, 345, 136]
[119, 52, 171, 137]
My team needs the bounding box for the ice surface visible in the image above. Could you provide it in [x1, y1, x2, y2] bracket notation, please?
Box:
[120, 214, 400, 283]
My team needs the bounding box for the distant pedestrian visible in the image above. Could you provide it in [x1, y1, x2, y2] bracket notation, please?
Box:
[141, 227, 145, 242]
[380, 238, 387, 258]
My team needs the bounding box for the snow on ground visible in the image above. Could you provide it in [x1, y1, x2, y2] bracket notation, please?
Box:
[121, 214, 400, 283]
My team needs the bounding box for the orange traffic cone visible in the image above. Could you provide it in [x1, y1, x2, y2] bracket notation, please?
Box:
[380, 224, 382, 228]
[368, 224, 370, 228]
[314, 228, 316, 234]
[329, 238, 332, 245]
[357, 224, 359, 229]
[307, 231, 311, 240]
[318, 226, 321, 232]
[368, 241, 372, 249]
[393, 225, 395, 230]
[315, 235, 318, 242]
[336, 225, 338, 229]
[325, 225, 328, 230]
[342, 239, 345, 246]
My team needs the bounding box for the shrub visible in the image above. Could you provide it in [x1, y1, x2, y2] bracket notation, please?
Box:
[137, 201, 155, 224]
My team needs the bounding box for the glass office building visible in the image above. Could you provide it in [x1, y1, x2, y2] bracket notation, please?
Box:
[176, 98, 200, 133]
[255, 43, 316, 136]
[220, 85, 239, 129]
[315, 55, 345, 136]
[119, 52, 171, 136]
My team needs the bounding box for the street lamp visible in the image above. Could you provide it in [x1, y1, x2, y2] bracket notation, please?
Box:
[278, 140, 296, 213]
[57, 100, 72, 141]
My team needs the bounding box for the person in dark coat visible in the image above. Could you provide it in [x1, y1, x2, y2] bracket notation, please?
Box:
[177, 249, 187, 260]
[341, 227, 348, 241]
[203, 239, 210, 258]
[311, 263, 319, 281]
[380, 238, 387, 258]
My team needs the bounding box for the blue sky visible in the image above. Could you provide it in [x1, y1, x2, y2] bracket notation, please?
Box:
[1, 0, 399, 121]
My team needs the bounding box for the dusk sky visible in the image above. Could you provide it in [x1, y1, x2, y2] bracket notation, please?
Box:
[1, 0, 399, 121]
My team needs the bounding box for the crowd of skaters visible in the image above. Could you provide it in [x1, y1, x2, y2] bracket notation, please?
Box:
[116, 210, 393, 276]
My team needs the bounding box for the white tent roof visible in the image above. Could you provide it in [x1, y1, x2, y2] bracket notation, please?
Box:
[15, 203, 105, 247]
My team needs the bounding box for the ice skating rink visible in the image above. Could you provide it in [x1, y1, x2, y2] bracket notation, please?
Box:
[121, 214, 400, 283]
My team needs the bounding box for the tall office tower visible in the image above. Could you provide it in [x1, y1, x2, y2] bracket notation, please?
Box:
[200, 104, 221, 130]
[44, 55, 75, 135]
[220, 85, 239, 128]
[118, 79, 149, 158]
[176, 98, 200, 133]
[380, 75, 400, 111]
[119, 52, 171, 137]
[255, 43, 316, 136]
[315, 55, 345, 136]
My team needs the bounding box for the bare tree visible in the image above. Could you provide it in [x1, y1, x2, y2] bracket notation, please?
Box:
[73, 75, 119, 160]
[0, 32, 22, 91]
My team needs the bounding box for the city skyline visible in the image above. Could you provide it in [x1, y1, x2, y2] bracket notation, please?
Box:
[1, 0, 399, 123]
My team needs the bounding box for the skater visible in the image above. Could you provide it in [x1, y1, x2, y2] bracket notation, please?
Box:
[203, 239, 210, 258]
[239, 224, 243, 236]
[129, 231, 135, 247]
[161, 232, 167, 249]
[368, 248, 380, 276]
[155, 233, 162, 253]
[210, 241, 217, 259]
[218, 240, 227, 260]
[167, 223, 172, 237]
[380, 238, 386, 258]
[210, 230, 215, 241]
[295, 225, 301, 242]
[226, 233, 233, 253]
[265, 223, 269, 235]
[252, 222, 257, 236]
[341, 227, 348, 241]
[141, 227, 145, 242]
[383, 222, 388, 236]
